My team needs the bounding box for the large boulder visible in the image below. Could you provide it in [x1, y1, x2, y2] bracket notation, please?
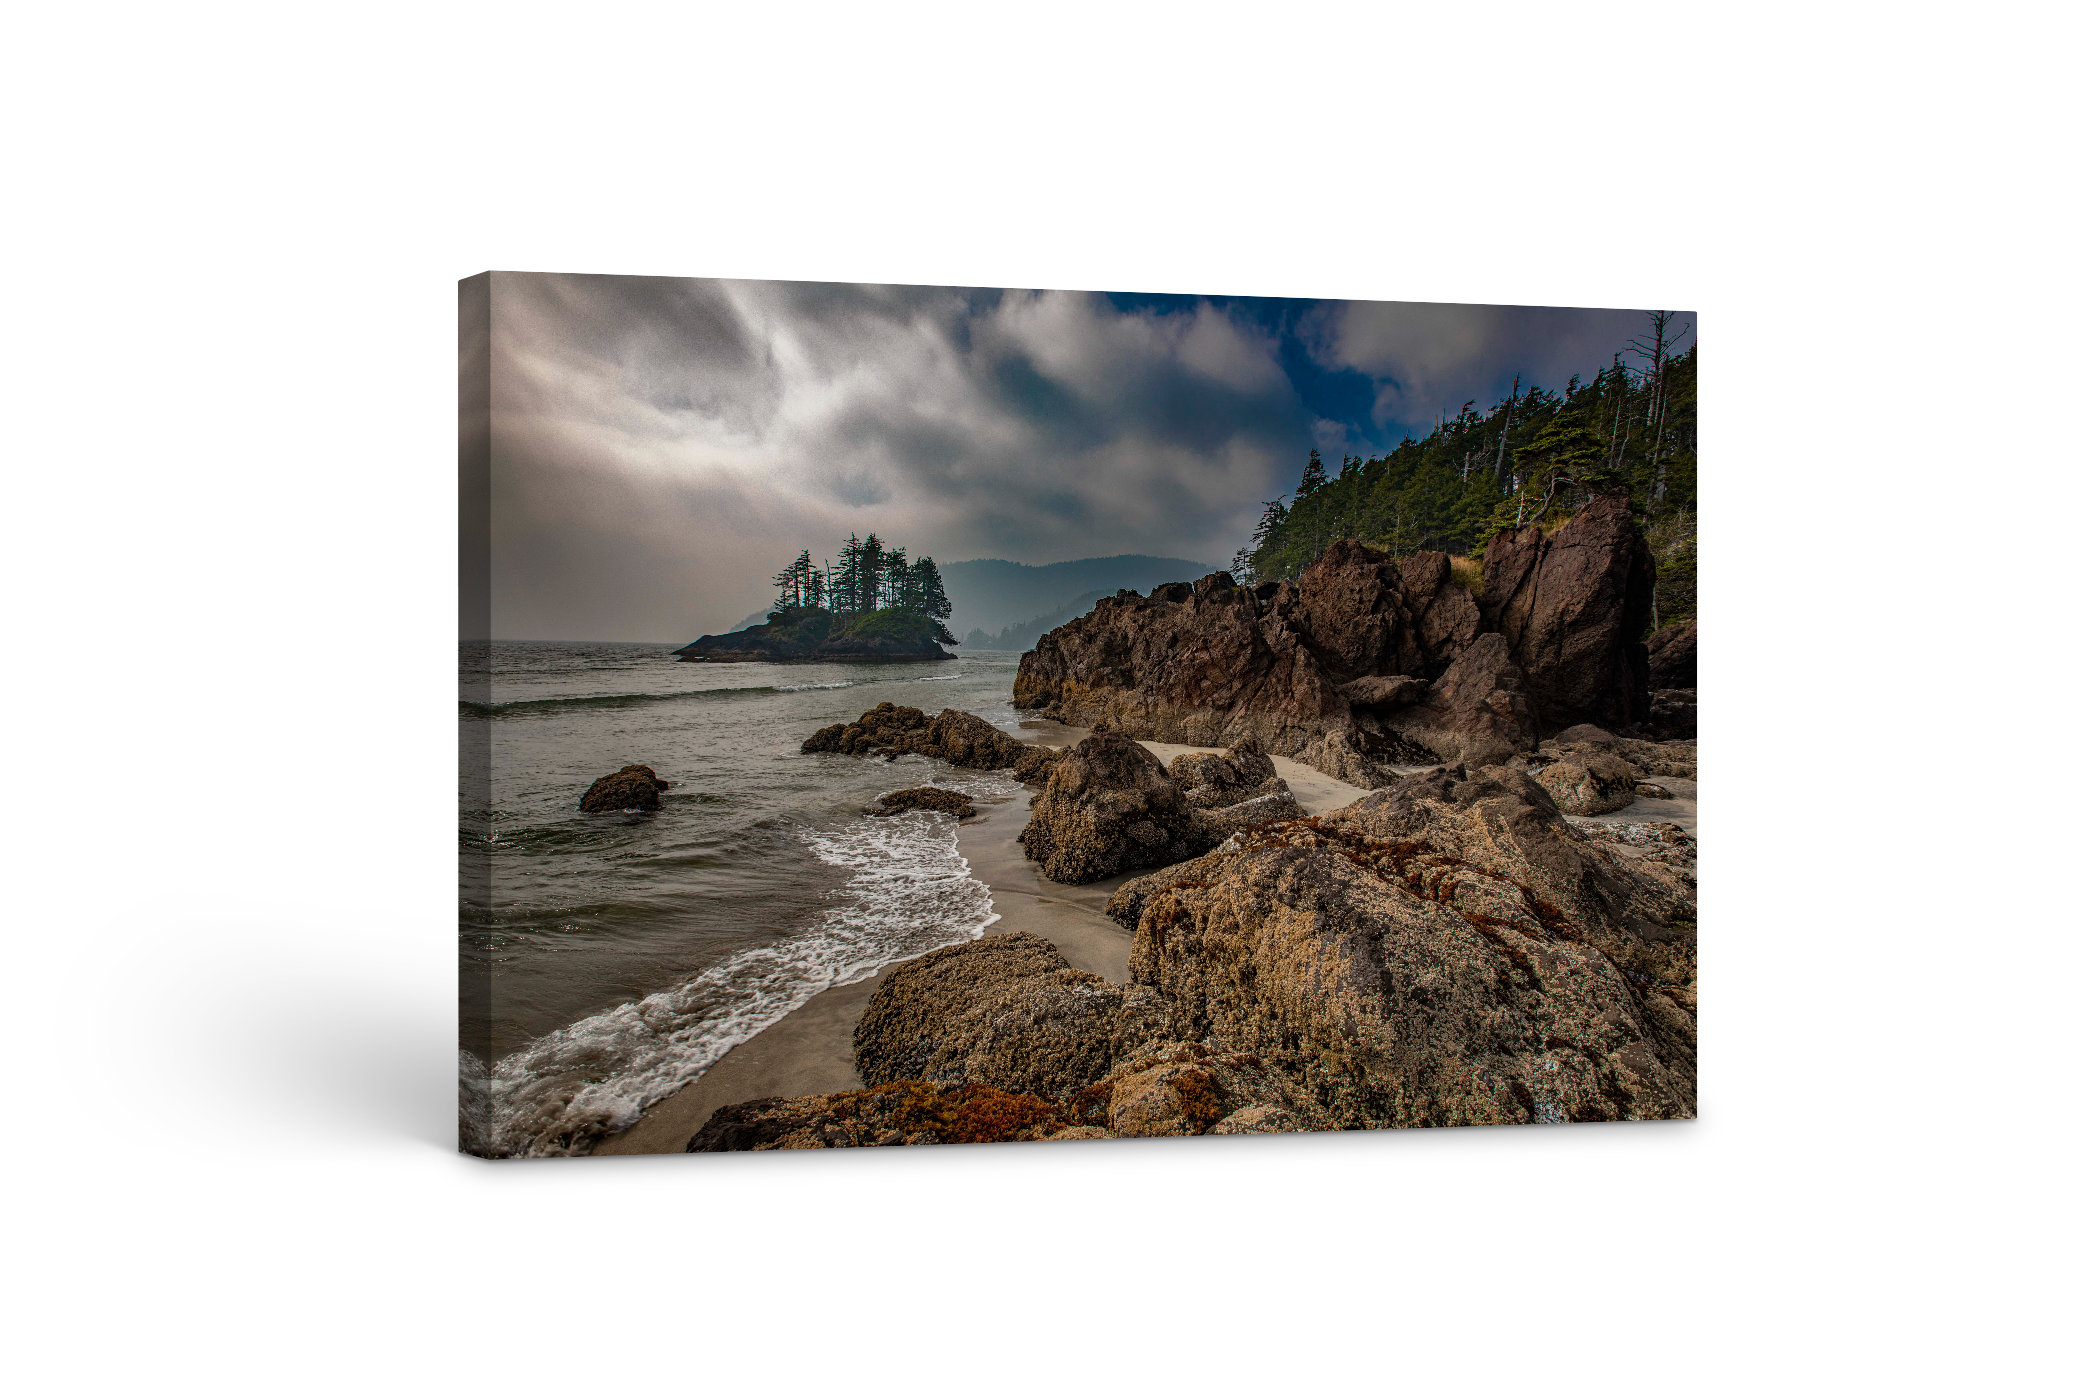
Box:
[1124, 765, 1696, 1127]
[1645, 620, 1697, 690]
[851, 931, 1165, 1103]
[579, 764, 669, 813]
[1477, 493, 1656, 732]
[1019, 733, 1214, 884]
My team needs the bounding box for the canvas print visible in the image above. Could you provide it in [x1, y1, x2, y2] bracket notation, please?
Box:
[459, 274, 1697, 1158]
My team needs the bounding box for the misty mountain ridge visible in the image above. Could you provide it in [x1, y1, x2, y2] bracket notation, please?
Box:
[962, 589, 1115, 651]
[936, 554, 1219, 638]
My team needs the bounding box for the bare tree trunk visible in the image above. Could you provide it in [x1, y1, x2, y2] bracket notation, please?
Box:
[1491, 376, 1519, 490]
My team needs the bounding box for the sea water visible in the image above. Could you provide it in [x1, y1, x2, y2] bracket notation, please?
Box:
[458, 642, 1028, 1157]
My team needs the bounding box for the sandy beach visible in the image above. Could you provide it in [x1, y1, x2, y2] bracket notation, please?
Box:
[593, 722, 1376, 1155]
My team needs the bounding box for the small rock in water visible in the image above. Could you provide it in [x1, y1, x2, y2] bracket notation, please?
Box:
[867, 786, 976, 819]
[580, 764, 670, 813]
[1635, 782, 1674, 799]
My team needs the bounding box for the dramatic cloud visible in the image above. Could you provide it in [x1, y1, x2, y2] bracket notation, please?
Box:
[1303, 301, 1698, 430]
[482, 276, 1299, 639]
[472, 274, 1691, 640]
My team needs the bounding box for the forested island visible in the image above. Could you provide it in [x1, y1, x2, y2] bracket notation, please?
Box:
[675, 535, 959, 662]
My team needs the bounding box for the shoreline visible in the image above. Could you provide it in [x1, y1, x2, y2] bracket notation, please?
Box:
[592, 725, 1377, 1156]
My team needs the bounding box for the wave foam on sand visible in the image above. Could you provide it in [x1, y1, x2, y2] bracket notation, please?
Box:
[461, 784, 1014, 1158]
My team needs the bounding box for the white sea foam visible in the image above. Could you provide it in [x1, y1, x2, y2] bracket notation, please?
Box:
[471, 804, 1004, 1158]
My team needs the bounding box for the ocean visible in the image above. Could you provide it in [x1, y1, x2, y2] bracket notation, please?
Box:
[458, 641, 1030, 1158]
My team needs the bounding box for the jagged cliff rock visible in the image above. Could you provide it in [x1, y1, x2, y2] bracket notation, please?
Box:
[1123, 764, 1696, 1127]
[1475, 495, 1655, 732]
[1013, 495, 1656, 786]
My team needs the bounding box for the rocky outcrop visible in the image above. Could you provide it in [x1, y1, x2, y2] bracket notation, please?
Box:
[1533, 748, 1640, 816]
[802, 703, 1058, 779]
[866, 787, 975, 819]
[1476, 494, 1656, 732]
[851, 931, 1165, 1103]
[1124, 764, 1696, 1127]
[579, 764, 669, 813]
[1645, 619, 1697, 690]
[1013, 495, 1655, 788]
[1166, 737, 1277, 808]
[1019, 733, 1213, 884]
[1063, 1041, 1335, 1137]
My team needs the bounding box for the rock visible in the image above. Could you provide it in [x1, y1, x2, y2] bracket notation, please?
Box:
[1019, 732, 1213, 884]
[1647, 689, 1697, 741]
[1012, 499, 1655, 789]
[1209, 1104, 1307, 1134]
[1635, 782, 1674, 799]
[1556, 723, 1619, 744]
[1645, 619, 1697, 690]
[1104, 843, 1245, 931]
[851, 931, 1166, 1103]
[1166, 737, 1277, 808]
[579, 764, 669, 813]
[1196, 790, 1308, 841]
[1337, 674, 1430, 710]
[1534, 748, 1641, 816]
[684, 1044, 1329, 1149]
[1529, 732, 1696, 781]
[867, 786, 976, 819]
[1385, 632, 1540, 765]
[1063, 1041, 1335, 1138]
[1124, 765, 1696, 1128]
[1475, 493, 1657, 733]
[802, 702, 1057, 776]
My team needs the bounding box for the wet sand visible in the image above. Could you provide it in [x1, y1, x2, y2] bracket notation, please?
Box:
[594, 724, 1372, 1156]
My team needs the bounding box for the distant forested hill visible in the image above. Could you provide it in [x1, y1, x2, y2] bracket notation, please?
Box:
[939, 555, 1219, 638]
[961, 589, 1116, 650]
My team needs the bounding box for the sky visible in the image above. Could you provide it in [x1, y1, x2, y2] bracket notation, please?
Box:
[471, 273, 1693, 641]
